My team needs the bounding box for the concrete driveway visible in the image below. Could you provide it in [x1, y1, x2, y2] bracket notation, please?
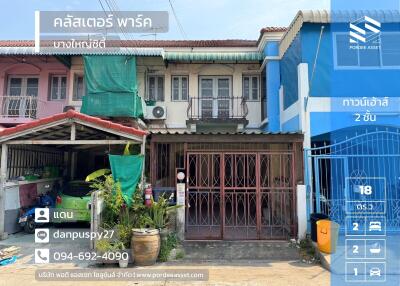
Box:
[0, 225, 330, 286]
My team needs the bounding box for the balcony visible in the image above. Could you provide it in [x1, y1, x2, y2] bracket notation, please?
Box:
[0, 96, 39, 124]
[186, 96, 249, 130]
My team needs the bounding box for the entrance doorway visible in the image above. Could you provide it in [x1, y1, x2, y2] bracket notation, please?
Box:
[185, 151, 296, 240]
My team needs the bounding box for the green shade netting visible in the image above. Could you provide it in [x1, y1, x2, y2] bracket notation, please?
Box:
[81, 55, 143, 117]
[109, 154, 144, 206]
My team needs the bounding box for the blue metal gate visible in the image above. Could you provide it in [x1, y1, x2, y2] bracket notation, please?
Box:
[305, 129, 400, 229]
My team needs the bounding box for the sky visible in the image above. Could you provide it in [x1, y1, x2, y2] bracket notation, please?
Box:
[0, 0, 330, 40]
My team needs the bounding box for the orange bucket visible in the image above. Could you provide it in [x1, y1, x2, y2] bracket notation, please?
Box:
[316, 219, 339, 254]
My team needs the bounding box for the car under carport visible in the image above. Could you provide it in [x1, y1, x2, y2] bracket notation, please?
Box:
[0, 110, 147, 242]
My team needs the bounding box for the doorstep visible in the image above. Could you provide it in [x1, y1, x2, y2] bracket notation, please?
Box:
[182, 240, 300, 261]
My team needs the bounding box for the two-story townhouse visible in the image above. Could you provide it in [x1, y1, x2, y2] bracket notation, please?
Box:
[267, 10, 400, 231]
[135, 37, 303, 240]
[0, 32, 304, 241]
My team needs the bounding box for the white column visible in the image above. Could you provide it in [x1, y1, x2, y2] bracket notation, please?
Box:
[298, 63, 313, 217]
[0, 144, 8, 240]
[297, 184, 307, 240]
[176, 183, 185, 241]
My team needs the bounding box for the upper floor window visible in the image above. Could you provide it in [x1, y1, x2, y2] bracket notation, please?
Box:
[335, 33, 400, 68]
[243, 75, 260, 101]
[49, 75, 67, 100]
[73, 74, 85, 101]
[7, 76, 39, 97]
[171, 75, 188, 101]
[147, 75, 164, 101]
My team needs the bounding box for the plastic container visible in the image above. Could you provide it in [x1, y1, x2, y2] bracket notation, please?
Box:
[310, 213, 329, 242]
[316, 219, 340, 254]
[152, 187, 176, 205]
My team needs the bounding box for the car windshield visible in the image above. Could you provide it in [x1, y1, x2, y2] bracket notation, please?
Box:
[63, 181, 92, 197]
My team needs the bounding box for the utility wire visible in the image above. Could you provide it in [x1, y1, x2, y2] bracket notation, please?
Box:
[98, 0, 135, 54]
[168, 0, 188, 40]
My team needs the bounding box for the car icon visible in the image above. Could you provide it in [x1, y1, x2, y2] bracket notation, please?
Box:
[370, 267, 381, 277]
[369, 221, 382, 232]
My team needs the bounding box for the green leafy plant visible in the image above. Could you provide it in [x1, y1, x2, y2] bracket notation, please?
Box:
[158, 233, 179, 262]
[85, 168, 111, 182]
[86, 143, 148, 230]
[88, 174, 125, 227]
[147, 196, 182, 230]
[115, 224, 132, 249]
[96, 239, 125, 253]
[130, 187, 153, 229]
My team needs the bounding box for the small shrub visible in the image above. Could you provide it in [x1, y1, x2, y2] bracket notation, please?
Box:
[158, 233, 179, 262]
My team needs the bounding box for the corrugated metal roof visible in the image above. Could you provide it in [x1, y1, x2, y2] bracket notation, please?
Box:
[150, 130, 301, 135]
[163, 51, 263, 62]
[0, 39, 258, 48]
[0, 47, 163, 56]
[280, 10, 400, 57]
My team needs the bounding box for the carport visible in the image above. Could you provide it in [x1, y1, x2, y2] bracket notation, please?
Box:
[0, 110, 147, 239]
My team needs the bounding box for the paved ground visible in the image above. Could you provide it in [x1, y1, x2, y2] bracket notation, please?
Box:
[0, 228, 330, 286]
[0, 258, 330, 286]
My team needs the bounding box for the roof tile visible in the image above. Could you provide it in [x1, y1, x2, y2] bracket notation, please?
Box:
[0, 110, 148, 140]
[259, 27, 287, 33]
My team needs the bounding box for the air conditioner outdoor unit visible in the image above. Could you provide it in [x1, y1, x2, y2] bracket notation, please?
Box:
[145, 105, 167, 120]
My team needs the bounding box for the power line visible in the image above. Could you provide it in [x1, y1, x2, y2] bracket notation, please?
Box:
[98, 0, 135, 54]
[168, 0, 188, 40]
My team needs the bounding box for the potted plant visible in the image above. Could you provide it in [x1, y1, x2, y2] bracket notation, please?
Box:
[129, 188, 160, 266]
[130, 194, 182, 266]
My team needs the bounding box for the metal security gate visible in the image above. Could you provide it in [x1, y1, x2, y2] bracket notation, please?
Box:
[185, 151, 296, 240]
[305, 129, 400, 228]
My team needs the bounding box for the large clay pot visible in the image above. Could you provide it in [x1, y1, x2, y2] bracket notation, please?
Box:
[131, 228, 160, 266]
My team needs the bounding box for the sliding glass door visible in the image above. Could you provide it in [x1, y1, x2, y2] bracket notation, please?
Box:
[199, 76, 231, 119]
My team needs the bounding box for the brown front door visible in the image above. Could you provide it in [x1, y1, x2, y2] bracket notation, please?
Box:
[185, 151, 296, 240]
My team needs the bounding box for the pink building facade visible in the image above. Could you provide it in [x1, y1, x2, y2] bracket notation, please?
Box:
[0, 56, 69, 125]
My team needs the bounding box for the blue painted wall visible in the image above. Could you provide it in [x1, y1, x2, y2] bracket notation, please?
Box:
[278, 22, 400, 136]
[310, 112, 400, 136]
[281, 115, 300, 132]
[280, 34, 301, 110]
[301, 23, 400, 98]
[264, 41, 281, 132]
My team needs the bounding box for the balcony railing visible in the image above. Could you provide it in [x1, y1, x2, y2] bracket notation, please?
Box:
[187, 96, 248, 121]
[0, 95, 39, 119]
